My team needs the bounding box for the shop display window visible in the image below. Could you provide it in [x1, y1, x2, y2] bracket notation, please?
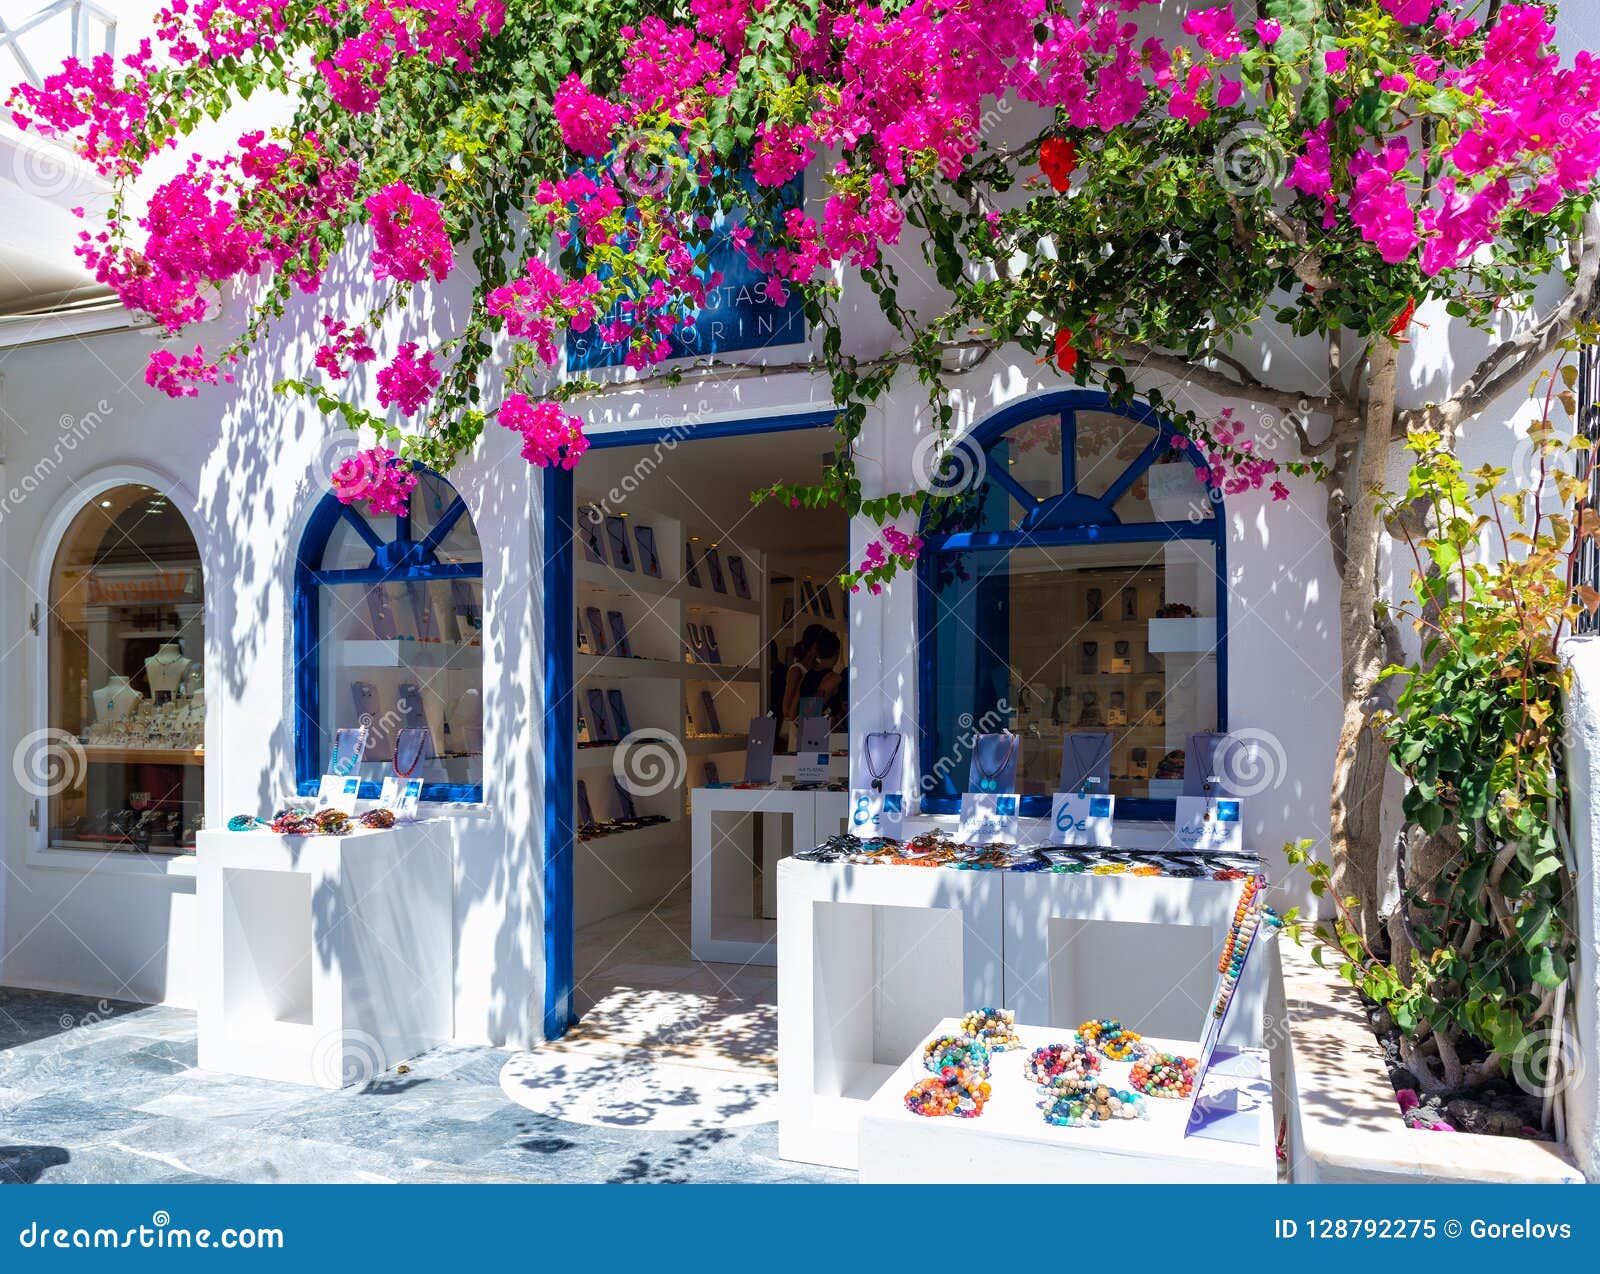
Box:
[295, 470, 483, 801]
[918, 393, 1224, 821]
[46, 485, 205, 852]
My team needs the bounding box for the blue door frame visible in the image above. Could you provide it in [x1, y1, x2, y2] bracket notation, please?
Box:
[541, 410, 838, 1041]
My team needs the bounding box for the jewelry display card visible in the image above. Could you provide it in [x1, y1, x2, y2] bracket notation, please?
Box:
[743, 715, 777, 783]
[797, 714, 831, 752]
[847, 789, 905, 837]
[1173, 794, 1243, 853]
[585, 688, 616, 743]
[727, 555, 751, 599]
[1183, 730, 1229, 797]
[958, 792, 1020, 844]
[584, 607, 610, 656]
[698, 690, 723, 736]
[1059, 731, 1112, 794]
[576, 779, 595, 826]
[966, 732, 1020, 794]
[684, 543, 703, 588]
[819, 584, 835, 618]
[606, 689, 633, 738]
[795, 752, 831, 785]
[379, 775, 424, 821]
[366, 584, 400, 640]
[604, 516, 634, 571]
[578, 507, 607, 563]
[633, 524, 661, 577]
[701, 624, 721, 664]
[705, 548, 727, 593]
[1048, 792, 1116, 847]
[315, 774, 362, 814]
[685, 621, 708, 663]
[606, 611, 632, 658]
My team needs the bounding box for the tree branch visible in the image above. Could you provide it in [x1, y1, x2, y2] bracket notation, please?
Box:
[1118, 341, 1344, 416]
[1396, 206, 1600, 438]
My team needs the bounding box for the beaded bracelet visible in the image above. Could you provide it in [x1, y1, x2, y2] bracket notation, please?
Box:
[1130, 1052, 1197, 1098]
[1077, 1018, 1149, 1061]
[226, 814, 266, 831]
[904, 1077, 960, 1117]
[313, 808, 353, 835]
[359, 808, 397, 829]
[922, 1033, 991, 1079]
[960, 1006, 1022, 1052]
[1024, 1041, 1100, 1088]
[1043, 1079, 1149, 1126]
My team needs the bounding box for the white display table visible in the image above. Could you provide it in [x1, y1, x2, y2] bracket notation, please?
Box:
[857, 1019, 1275, 1183]
[195, 821, 453, 1088]
[776, 853, 1260, 1169]
[691, 786, 821, 965]
[776, 858, 1006, 1168]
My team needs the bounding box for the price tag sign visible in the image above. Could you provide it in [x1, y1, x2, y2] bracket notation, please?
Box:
[795, 752, 832, 785]
[1049, 792, 1115, 846]
[959, 792, 1020, 844]
[1173, 796, 1243, 852]
[380, 776, 424, 821]
[315, 774, 362, 815]
[847, 789, 905, 837]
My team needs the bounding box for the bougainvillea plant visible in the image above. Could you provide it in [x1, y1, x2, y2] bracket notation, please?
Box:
[12, 0, 1600, 928]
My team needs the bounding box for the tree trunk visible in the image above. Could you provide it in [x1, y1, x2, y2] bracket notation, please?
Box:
[1329, 340, 1399, 945]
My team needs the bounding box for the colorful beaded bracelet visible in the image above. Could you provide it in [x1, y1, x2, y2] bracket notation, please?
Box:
[226, 814, 265, 831]
[360, 807, 397, 829]
[922, 1033, 991, 1079]
[1024, 1041, 1100, 1088]
[1043, 1079, 1149, 1126]
[1130, 1052, 1197, 1098]
[1077, 1018, 1149, 1061]
[960, 1006, 1022, 1052]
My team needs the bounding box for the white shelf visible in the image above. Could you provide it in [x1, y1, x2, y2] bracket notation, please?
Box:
[576, 653, 759, 683]
[576, 734, 749, 771]
[677, 583, 762, 616]
[576, 559, 676, 601]
[341, 639, 481, 669]
[576, 819, 682, 854]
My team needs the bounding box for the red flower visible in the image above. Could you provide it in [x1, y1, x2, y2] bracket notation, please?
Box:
[1388, 296, 1416, 338]
[1040, 137, 1078, 192]
[1055, 328, 1078, 373]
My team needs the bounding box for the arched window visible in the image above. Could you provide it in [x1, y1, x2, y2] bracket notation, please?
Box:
[917, 391, 1226, 821]
[294, 469, 484, 803]
[46, 484, 205, 853]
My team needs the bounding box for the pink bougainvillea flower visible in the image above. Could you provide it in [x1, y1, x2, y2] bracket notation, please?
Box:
[1255, 18, 1282, 44]
[499, 393, 590, 468]
[1325, 48, 1349, 72]
[375, 342, 442, 415]
[552, 74, 623, 157]
[365, 182, 453, 284]
[332, 446, 418, 516]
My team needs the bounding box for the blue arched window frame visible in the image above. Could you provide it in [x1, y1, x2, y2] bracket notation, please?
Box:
[293, 470, 483, 803]
[916, 389, 1227, 823]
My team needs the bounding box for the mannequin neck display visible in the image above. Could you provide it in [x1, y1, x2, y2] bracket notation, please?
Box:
[144, 644, 192, 696]
[448, 688, 483, 753]
[93, 676, 144, 722]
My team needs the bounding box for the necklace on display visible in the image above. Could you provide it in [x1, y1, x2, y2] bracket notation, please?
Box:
[394, 728, 427, 778]
[974, 734, 1017, 793]
[1066, 735, 1104, 791]
[863, 731, 902, 793]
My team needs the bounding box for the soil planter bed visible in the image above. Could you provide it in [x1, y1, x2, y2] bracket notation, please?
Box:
[1275, 940, 1583, 1184]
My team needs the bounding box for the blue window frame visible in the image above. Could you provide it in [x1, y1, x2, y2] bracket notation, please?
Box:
[917, 390, 1227, 822]
[294, 469, 484, 803]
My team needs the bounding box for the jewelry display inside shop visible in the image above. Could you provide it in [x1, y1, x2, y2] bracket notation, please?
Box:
[796, 830, 1261, 880]
[223, 723, 428, 836]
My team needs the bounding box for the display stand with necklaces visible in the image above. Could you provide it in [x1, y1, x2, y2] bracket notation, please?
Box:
[381, 727, 429, 819]
[968, 732, 1019, 794]
[863, 731, 903, 793]
[144, 643, 192, 703]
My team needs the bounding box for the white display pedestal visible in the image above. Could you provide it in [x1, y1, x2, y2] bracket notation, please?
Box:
[1004, 870, 1264, 1045]
[691, 786, 819, 965]
[776, 858, 1005, 1170]
[857, 1019, 1275, 1183]
[195, 821, 453, 1089]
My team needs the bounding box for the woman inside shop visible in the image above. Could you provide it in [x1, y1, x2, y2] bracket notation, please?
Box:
[790, 627, 845, 731]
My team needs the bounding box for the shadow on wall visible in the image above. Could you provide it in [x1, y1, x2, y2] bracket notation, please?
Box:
[0, 1145, 70, 1184]
[191, 251, 543, 1047]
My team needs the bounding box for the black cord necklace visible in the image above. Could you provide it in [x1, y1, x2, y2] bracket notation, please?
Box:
[863, 732, 902, 793]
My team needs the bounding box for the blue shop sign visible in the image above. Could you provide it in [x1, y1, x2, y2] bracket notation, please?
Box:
[566, 172, 806, 371]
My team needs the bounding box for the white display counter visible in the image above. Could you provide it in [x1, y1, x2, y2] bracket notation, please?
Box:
[776, 857, 1006, 1168]
[857, 1019, 1275, 1183]
[691, 786, 820, 965]
[776, 849, 1261, 1169]
[195, 821, 453, 1088]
